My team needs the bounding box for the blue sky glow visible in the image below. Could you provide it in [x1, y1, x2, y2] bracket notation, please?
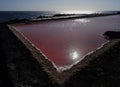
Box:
[0, 0, 120, 11]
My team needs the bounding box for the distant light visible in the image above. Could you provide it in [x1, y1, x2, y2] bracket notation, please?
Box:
[62, 11, 95, 14]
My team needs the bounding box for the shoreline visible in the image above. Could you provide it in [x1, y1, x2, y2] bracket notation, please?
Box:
[0, 20, 120, 87]
[1, 13, 120, 25]
[0, 15, 120, 86]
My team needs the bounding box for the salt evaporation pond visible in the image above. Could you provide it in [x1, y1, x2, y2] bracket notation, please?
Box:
[14, 15, 120, 67]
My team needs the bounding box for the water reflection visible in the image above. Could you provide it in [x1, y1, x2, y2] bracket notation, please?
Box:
[70, 51, 79, 60]
[14, 15, 120, 67]
[74, 19, 90, 23]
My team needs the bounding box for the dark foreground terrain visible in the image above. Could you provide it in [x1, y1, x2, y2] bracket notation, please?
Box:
[0, 24, 120, 87]
[0, 25, 57, 87]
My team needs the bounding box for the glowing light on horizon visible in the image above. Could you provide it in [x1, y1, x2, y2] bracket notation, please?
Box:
[62, 11, 95, 14]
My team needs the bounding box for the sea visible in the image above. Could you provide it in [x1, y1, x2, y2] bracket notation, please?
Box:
[0, 11, 119, 23]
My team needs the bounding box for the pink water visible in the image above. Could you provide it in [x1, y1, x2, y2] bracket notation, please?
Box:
[14, 15, 120, 67]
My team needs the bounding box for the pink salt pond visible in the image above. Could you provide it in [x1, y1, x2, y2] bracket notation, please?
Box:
[14, 15, 120, 67]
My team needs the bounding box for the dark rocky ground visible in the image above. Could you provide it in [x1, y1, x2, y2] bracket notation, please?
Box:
[0, 29, 14, 87]
[0, 24, 120, 87]
[0, 25, 59, 87]
[103, 31, 120, 40]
